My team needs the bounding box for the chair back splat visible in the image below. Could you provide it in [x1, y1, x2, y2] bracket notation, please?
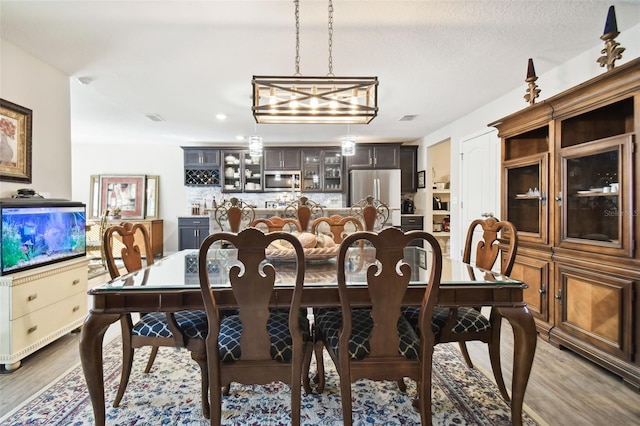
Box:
[463, 216, 518, 275]
[349, 195, 389, 231]
[212, 197, 255, 232]
[311, 215, 363, 244]
[104, 222, 154, 279]
[284, 196, 324, 231]
[314, 227, 443, 426]
[198, 228, 312, 425]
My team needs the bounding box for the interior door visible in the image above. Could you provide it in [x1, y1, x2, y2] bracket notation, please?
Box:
[460, 129, 500, 263]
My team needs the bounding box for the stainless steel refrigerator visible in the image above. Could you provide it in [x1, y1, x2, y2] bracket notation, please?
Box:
[349, 169, 401, 226]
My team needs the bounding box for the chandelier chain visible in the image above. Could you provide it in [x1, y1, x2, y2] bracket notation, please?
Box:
[328, 0, 334, 76]
[294, 0, 301, 76]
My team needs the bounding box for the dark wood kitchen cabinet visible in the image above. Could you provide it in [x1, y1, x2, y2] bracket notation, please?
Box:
[178, 217, 209, 250]
[346, 143, 400, 169]
[490, 57, 640, 389]
[182, 147, 221, 186]
[264, 148, 301, 170]
[400, 145, 418, 192]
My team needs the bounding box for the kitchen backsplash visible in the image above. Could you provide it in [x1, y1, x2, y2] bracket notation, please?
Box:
[185, 187, 347, 213]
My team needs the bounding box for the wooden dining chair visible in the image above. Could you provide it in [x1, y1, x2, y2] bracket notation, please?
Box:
[284, 196, 324, 231]
[198, 227, 313, 425]
[313, 227, 443, 426]
[250, 216, 302, 233]
[402, 216, 518, 401]
[311, 215, 363, 244]
[212, 197, 255, 232]
[349, 195, 389, 231]
[104, 222, 210, 418]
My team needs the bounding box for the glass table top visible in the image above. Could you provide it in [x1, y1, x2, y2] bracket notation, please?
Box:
[93, 247, 523, 293]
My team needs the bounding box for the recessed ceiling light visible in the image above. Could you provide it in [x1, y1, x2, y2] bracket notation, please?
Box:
[77, 76, 93, 85]
[399, 115, 417, 121]
[236, 135, 244, 141]
[216, 114, 227, 120]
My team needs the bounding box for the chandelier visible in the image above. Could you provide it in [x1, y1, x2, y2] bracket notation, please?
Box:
[252, 0, 378, 125]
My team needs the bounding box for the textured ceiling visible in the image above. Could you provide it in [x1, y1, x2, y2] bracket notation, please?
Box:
[1, 1, 639, 147]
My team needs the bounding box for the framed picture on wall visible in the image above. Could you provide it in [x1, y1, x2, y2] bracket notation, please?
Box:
[0, 99, 32, 183]
[89, 175, 101, 219]
[418, 248, 427, 269]
[99, 175, 146, 219]
[417, 170, 426, 189]
[145, 175, 159, 219]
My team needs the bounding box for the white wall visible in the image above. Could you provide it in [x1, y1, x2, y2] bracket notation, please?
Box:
[414, 23, 640, 260]
[72, 143, 186, 253]
[0, 39, 72, 199]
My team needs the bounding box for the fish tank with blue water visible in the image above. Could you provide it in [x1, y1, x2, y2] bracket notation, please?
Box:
[0, 199, 86, 275]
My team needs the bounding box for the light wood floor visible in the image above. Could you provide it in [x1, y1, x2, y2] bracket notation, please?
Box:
[1, 273, 639, 424]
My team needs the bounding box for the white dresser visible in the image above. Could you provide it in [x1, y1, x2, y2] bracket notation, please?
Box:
[0, 257, 88, 370]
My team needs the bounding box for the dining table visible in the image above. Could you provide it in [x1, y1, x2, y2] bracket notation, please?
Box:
[79, 246, 537, 426]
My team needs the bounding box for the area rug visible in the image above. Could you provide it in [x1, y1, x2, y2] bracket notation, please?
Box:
[1, 338, 543, 425]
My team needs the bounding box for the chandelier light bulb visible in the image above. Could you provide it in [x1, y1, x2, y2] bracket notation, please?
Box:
[310, 86, 319, 110]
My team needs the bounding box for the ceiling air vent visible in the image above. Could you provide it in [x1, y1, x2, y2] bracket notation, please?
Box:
[145, 114, 165, 122]
[399, 115, 417, 121]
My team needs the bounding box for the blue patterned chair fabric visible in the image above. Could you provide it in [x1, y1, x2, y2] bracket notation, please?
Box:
[314, 308, 422, 360]
[133, 311, 208, 339]
[218, 309, 310, 362]
[400, 306, 490, 335]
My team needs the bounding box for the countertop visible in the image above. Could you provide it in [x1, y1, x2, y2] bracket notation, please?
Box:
[179, 207, 401, 219]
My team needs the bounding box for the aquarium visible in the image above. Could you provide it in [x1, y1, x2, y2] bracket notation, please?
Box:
[0, 199, 86, 275]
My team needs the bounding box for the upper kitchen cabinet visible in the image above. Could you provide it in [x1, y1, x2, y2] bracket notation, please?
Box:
[301, 148, 343, 192]
[400, 145, 418, 192]
[490, 57, 640, 390]
[183, 147, 220, 166]
[346, 143, 400, 169]
[221, 150, 263, 193]
[301, 149, 322, 191]
[322, 149, 344, 192]
[264, 148, 301, 171]
[182, 147, 221, 186]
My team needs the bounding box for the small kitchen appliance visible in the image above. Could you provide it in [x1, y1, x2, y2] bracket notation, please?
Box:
[402, 199, 415, 214]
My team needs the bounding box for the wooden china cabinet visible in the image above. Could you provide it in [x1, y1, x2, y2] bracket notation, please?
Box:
[490, 57, 640, 389]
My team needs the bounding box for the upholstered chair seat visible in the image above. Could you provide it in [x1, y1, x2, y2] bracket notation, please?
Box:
[315, 308, 421, 360]
[401, 306, 490, 335]
[218, 310, 311, 362]
[133, 311, 208, 340]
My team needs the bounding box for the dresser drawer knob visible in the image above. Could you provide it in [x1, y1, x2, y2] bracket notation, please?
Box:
[28, 325, 38, 334]
[73, 305, 81, 312]
[72, 279, 80, 285]
[28, 293, 38, 301]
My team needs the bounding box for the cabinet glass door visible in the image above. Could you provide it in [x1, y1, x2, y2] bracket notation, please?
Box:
[503, 153, 548, 244]
[560, 134, 633, 256]
[322, 150, 343, 192]
[222, 151, 242, 192]
[302, 150, 321, 191]
[243, 152, 263, 192]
